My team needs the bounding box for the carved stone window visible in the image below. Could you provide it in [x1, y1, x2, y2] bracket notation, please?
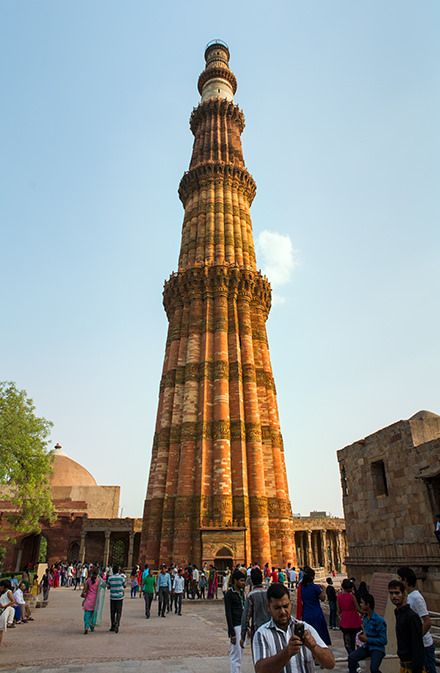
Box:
[111, 539, 126, 567]
[371, 460, 389, 496]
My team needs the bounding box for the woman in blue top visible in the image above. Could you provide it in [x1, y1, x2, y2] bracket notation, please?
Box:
[299, 566, 331, 645]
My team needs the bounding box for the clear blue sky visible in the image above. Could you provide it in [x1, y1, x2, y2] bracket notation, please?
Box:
[2, 1, 439, 518]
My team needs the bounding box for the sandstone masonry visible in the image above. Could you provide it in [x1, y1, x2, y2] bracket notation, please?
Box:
[140, 42, 295, 568]
[338, 410, 440, 611]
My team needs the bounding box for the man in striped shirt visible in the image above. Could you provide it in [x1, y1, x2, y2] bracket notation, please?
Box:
[106, 565, 126, 633]
[252, 583, 335, 673]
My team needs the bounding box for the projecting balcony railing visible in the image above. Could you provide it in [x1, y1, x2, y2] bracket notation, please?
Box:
[206, 39, 229, 50]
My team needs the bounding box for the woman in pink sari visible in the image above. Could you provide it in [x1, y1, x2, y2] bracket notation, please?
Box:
[81, 570, 103, 634]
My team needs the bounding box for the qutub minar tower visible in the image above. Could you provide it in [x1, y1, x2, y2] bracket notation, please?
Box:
[140, 41, 296, 569]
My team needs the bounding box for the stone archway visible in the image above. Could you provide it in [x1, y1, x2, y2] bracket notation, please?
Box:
[215, 546, 234, 571]
[68, 541, 80, 562]
[17, 534, 40, 571]
[19, 534, 48, 570]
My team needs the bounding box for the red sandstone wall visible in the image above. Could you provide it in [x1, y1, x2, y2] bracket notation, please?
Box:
[140, 46, 295, 568]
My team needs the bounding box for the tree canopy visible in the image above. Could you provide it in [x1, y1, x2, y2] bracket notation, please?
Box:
[0, 381, 54, 534]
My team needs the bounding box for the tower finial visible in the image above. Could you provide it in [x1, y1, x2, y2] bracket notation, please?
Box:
[198, 39, 237, 103]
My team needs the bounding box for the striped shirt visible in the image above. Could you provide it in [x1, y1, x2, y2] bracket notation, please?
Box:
[106, 573, 126, 600]
[252, 617, 326, 673]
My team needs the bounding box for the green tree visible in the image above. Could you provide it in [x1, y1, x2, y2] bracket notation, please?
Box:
[0, 382, 54, 534]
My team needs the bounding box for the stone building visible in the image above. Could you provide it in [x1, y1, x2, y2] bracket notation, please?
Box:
[293, 514, 346, 572]
[140, 41, 296, 569]
[50, 444, 119, 519]
[0, 443, 345, 573]
[0, 444, 125, 570]
[337, 410, 440, 610]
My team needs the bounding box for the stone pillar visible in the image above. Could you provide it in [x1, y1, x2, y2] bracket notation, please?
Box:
[313, 532, 320, 567]
[127, 532, 135, 570]
[328, 531, 335, 571]
[15, 547, 23, 572]
[302, 532, 307, 567]
[336, 532, 344, 572]
[80, 532, 86, 564]
[296, 541, 302, 567]
[320, 530, 327, 569]
[306, 530, 312, 566]
[332, 533, 338, 570]
[324, 530, 331, 570]
[104, 530, 111, 567]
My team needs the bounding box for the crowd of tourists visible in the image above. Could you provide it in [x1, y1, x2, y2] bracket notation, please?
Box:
[0, 571, 39, 647]
[223, 563, 436, 673]
[1, 558, 436, 673]
[58, 557, 439, 673]
[78, 561, 224, 631]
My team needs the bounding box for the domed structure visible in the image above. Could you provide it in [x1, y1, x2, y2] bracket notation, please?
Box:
[409, 410, 440, 421]
[50, 443, 97, 487]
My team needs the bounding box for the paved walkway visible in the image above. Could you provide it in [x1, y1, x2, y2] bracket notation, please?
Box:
[0, 586, 348, 672]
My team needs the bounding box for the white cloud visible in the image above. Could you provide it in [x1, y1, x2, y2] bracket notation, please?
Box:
[257, 230, 297, 304]
[271, 293, 286, 306]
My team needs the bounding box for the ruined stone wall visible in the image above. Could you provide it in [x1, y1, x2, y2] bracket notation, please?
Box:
[338, 412, 440, 611]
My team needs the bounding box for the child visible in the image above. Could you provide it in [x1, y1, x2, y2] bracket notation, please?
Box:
[130, 576, 138, 598]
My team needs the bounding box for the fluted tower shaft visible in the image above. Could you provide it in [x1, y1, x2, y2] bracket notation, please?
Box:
[140, 41, 295, 567]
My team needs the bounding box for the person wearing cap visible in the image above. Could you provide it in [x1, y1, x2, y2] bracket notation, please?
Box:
[224, 569, 246, 673]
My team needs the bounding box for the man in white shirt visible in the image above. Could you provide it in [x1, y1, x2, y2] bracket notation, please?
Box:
[173, 568, 185, 616]
[13, 582, 32, 624]
[398, 566, 435, 673]
[253, 583, 335, 673]
[192, 565, 200, 599]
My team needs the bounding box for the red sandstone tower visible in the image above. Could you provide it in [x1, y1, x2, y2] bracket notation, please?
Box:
[140, 41, 295, 569]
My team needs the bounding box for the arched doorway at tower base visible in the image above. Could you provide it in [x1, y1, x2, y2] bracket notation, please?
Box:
[214, 546, 234, 571]
[200, 526, 247, 570]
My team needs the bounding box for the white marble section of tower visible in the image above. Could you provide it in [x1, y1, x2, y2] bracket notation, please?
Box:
[200, 40, 235, 102]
